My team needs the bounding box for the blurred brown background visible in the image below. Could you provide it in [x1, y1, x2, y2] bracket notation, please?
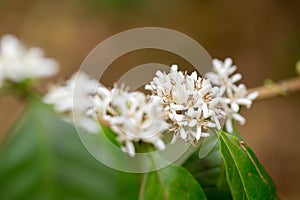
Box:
[0, 0, 299, 199]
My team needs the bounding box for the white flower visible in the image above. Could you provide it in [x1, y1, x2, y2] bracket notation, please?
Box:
[146, 65, 226, 145]
[223, 84, 259, 133]
[0, 34, 58, 83]
[205, 58, 242, 97]
[224, 84, 259, 112]
[43, 72, 100, 134]
[94, 86, 168, 157]
[205, 58, 259, 133]
[93, 84, 112, 123]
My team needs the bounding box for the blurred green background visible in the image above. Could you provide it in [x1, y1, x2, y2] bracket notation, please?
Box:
[0, 0, 299, 199]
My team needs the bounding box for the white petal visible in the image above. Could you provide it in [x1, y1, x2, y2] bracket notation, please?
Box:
[210, 97, 220, 107]
[231, 73, 242, 83]
[155, 70, 164, 79]
[232, 113, 246, 124]
[219, 86, 226, 96]
[223, 98, 231, 104]
[152, 138, 165, 150]
[144, 84, 152, 90]
[178, 121, 188, 126]
[77, 117, 100, 134]
[173, 114, 185, 122]
[189, 119, 197, 127]
[224, 57, 233, 67]
[180, 127, 187, 139]
[205, 72, 220, 85]
[201, 132, 210, 137]
[187, 107, 195, 116]
[213, 116, 221, 130]
[236, 98, 252, 106]
[196, 125, 202, 140]
[228, 65, 237, 75]
[111, 116, 126, 124]
[170, 64, 178, 72]
[206, 122, 216, 128]
[247, 91, 259, 100]
[203, 103, 209, 118]
[1, 35, 23, 58]
[231, 102, 240, 112]
[170, 102, 185, 109]
[212, 59, 222, 70]
[126, 141, 135, 157]
[226, 118, 233, 133]
[190, 71, 197, 80]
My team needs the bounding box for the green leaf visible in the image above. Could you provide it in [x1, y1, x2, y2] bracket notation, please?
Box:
[183, 140, 232, 200]
[141, 164, 207, 200]
[0, 97, 139, 200]
[217, 130, 278, 200]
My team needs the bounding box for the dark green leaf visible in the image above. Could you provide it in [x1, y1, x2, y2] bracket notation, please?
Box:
[142, 164, 207, 200]
[217, 130, 278, 200]
[183, 139, 232, 200]
[0, 97, 139, 200]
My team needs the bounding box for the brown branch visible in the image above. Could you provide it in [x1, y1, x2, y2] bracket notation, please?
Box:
[248, 77, 300, 101]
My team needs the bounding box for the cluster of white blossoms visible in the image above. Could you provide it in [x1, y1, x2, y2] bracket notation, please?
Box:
[205, 58, 259, 133]
[43, 72, 101, 134]
[93, 86, 168, 156]
[0, 35, 58, 87]
[42, 58, 257, 156]
[0, 34, 259, 156]
[145, 65, 226, 145]
[44, 72, 168, 156]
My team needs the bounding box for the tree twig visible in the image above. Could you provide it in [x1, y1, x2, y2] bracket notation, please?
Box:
[248, 76, 300, 101]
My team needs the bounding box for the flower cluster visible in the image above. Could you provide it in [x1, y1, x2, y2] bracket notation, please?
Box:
[0, 35, 58, 87]
[0, 35, 261, 156]
[44, 73, 168, 156]
[44, 72, 100, 134]
[145, 65, 225, 145]
[94, 86, 168, 156]
[43, 58, 258, 156]
[205, 58, 259, 133]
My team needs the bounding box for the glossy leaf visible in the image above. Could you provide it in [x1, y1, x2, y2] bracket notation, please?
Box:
[141, 164, 207, 200]
[183, 140, 232, 200]
[0, 98, 139, 200]
[217, 130, 278, 200]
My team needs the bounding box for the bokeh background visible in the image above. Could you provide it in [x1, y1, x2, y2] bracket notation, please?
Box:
[0, 0, 299, 199]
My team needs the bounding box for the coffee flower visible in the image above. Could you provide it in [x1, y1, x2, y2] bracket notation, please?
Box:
[205, 58, 259, 133]
[94, 85, 168, 157]
[0, 34, 58, 84]
[146, 65, 225, 145]
[205, 58, 242, 96]
[43, 72, 100, 134]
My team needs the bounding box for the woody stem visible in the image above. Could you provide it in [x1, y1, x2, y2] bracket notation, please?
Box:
[248, 76, 300, 101]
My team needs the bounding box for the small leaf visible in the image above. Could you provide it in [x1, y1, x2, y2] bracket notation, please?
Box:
[217, 130, 278, 200]
[141, 164, 207, 200]
[0, 97, 139, 200]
